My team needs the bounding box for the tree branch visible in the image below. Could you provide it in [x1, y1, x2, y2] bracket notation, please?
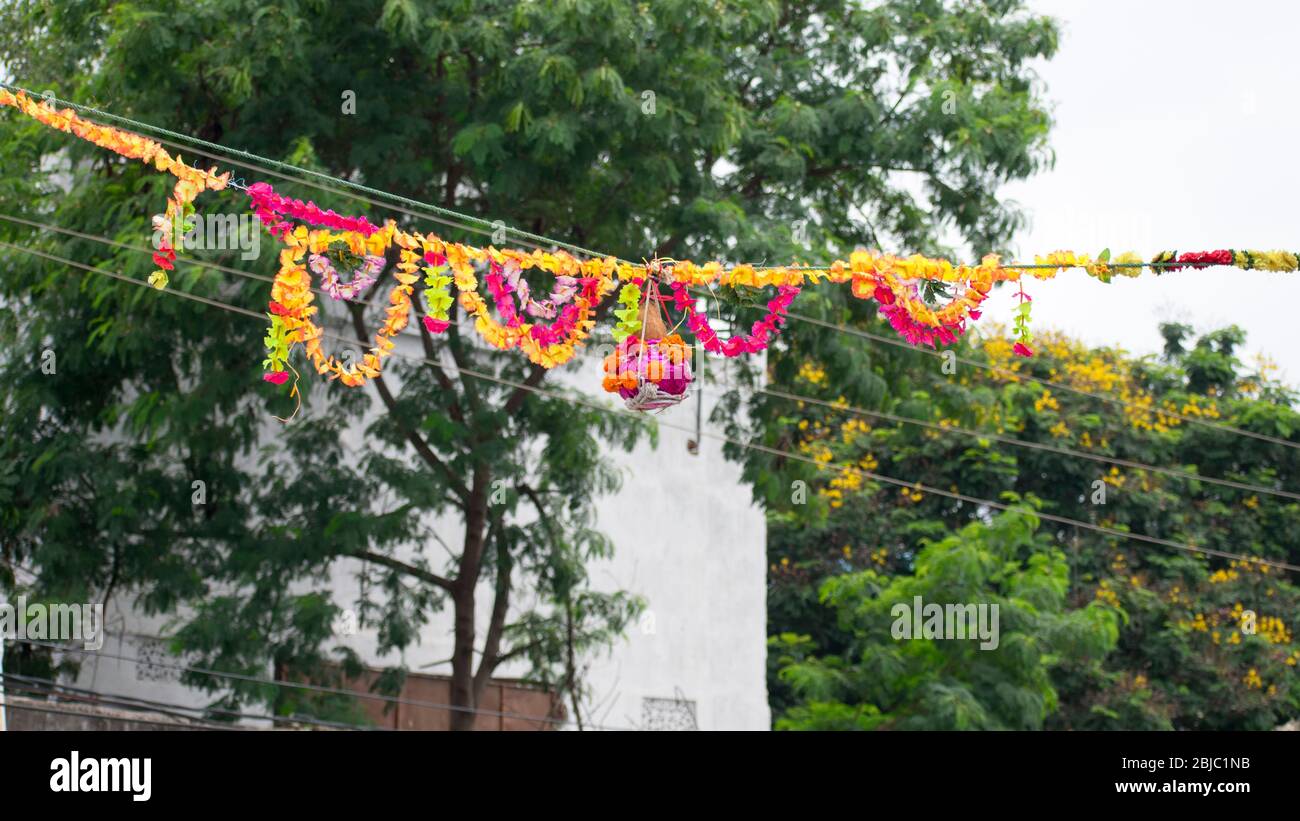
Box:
[346, 300, 471, 503]
[353, 550, 454, 592]
[473, 523, 512, 695]
[503, 364, 548, 416]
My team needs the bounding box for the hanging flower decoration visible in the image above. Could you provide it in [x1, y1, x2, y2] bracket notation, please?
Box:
[0, 88, 230, 290]
[263, 222, 416, 388]
[601, 334, 694, 409]
[254, 214, 618, 389]
[612, 281, 643, 343]
[246, 181, 380, 238]
[602, 273, 694, 410]
[308, 249, 384, 301]
[666, 280, 800, 357]
[10, 86, 1300, 394]
[492, 257, 580, 320]
[420, 249, 454, 334]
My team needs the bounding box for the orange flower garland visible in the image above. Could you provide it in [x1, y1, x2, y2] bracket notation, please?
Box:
[261, 220, 620, 387]
[0, 88, 229, 288]
[428, 239, 617, 367]
[268, 222, 416, 387]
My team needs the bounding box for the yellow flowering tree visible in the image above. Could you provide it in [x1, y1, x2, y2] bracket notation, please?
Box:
[748, 321, 1300, 729]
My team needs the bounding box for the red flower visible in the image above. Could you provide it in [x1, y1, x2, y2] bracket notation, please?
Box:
[1013, 342, 1034, 358]
[1176, 249, 1233, 270]
[873, 285, 896, 305]
[422, 316, 450, 334]
[263, 371, 290, 385]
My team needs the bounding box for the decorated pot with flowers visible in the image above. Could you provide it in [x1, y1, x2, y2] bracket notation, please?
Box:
[602, 280, 693, 411]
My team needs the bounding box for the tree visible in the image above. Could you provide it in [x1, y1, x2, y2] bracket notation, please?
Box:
[751, 320, 1300, 729]
[0, 0, 1060, 726]
[773, 503, 1119, 730]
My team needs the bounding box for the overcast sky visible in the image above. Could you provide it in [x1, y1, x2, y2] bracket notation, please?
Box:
[979, 0, 1300, 384]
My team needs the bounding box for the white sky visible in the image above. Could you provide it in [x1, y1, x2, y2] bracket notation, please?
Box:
[981, 0, 1300, 384]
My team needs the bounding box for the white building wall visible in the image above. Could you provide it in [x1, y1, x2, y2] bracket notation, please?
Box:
[70, 332, 770, 730]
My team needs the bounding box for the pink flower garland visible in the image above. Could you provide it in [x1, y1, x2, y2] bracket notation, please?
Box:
[530, 283, 597, 347]
[483, 260, 600, 347]
[667, 281, 801, 357]
[876, 286, 979, 349]
[870, 280, 981, 349]
[308, 253, 384, 300]
[494, 260, 579, 319]
[247, 182, 381, 238]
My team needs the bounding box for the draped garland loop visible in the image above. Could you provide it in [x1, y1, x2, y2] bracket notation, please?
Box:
[5, 87, 1300, 406]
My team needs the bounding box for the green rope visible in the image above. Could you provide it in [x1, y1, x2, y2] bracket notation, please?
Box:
[0, 81, 619, 263]
[4, 82, 1287, 276]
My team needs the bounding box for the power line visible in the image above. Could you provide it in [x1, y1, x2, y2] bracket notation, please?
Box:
[778, 309, 1300, 452]
[0, 83, 1232, 273]
[756, 385, 1300, 502]
[0, 697, 238, 731]
[0, 81, 611, 261]
[11, 636, 628, 731]
[0, 671, 262, 730]
[0, 211, 390, 314]
[1, 669, 381, 731]
[7, 209, 1294, 504]
[4, 240, 1295, 574]
[7, 85, 1295, 452]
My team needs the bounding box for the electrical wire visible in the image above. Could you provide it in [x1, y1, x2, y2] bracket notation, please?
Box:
[11, 637, 630, 731]
[0, 669, 378, 731]
[776, 308, 1300, 451]
[4, 239, 1296, 575]
[755, 385, 1300, 502]
[5, 209, 1295, 504]
[6, 84, 1295, 452]
[0, 81, 609, 260]
[0, 698, 241, 731]
[0, 82, 1224, 273]
[0, 672, 261, 730]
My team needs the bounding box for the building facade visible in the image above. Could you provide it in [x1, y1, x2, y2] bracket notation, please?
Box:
[63, 348, 770, 730]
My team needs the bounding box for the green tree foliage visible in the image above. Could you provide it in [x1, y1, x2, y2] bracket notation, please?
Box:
[774, 504, 1119, 730]
[749, 321, 1300, 729]
[0, 0, 1059, 726]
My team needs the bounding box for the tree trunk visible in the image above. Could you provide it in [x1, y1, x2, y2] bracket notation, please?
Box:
[448, 467, 490, 730]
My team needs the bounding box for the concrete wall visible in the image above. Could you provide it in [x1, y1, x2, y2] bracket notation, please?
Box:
[66, 327, 770, 730]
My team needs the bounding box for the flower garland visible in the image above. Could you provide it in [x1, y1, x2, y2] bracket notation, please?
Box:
[308, 251, 384, 300]
[494, 258, 580, 320]
[264, 222, 417, 388]
[447, 247, 613, 367]
[0, 87, 229, 289]
[612, 282, 643, 342]
[666, 280, 800, 357]
[1150, 249, 1300, 274]
[10, 87, 1300, 380]
[420, 249, 454, 334]
[256, 213, 619, 387]
[246, 181, 381, 238]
